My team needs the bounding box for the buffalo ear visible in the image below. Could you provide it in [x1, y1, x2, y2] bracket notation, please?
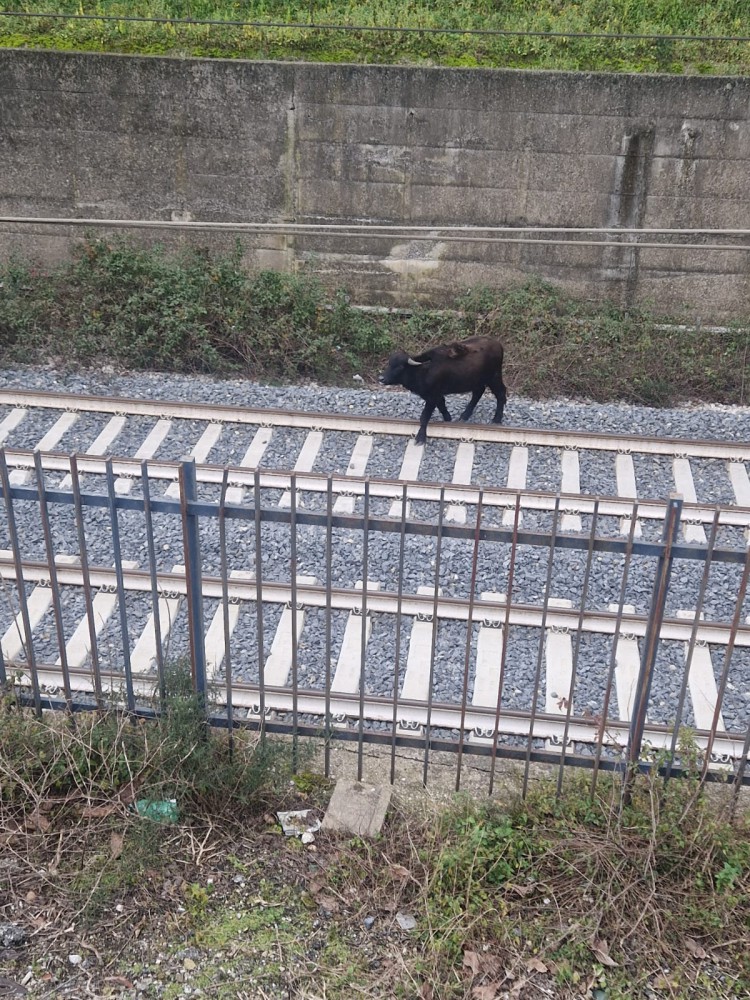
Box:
[407, 357, 422, 366]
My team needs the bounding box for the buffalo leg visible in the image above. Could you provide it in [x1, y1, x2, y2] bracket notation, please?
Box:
[436, 397, 452, 423]
[458, 387, 485, 422]
[416, 401, 437, 444]
[488, 374, 507, 423]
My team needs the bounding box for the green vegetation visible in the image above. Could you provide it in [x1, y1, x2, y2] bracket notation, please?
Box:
[2, 680, 750, 997]
[2, 235, 749, 407]
[1, 0, 749, 74]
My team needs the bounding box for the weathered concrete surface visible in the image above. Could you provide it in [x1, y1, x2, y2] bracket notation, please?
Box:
[1, 50, 749, 319]
[322, 779, 392, 837]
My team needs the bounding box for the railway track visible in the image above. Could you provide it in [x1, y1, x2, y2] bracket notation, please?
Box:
[1, 387, 749, 533]
[0, 387, 749, 774]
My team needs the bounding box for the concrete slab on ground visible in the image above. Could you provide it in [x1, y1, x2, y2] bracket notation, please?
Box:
[322, 779, 392, 837]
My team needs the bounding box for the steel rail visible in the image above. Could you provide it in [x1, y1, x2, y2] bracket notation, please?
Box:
[1, 556, 748, 648]
[3, 447, 750, 529]
[10, 658, 744, 762]
[2, 388, 749, 461]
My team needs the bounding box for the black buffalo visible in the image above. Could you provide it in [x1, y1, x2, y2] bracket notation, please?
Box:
[379, 336, 507, 444]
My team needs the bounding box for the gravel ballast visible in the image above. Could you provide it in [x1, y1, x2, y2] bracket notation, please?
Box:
[1, 365, 749, 743]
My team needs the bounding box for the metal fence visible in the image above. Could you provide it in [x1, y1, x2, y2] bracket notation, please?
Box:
[1, 447, 749, 796]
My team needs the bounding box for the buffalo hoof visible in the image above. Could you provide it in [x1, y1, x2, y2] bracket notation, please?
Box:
[415, 430, 427, 445]
[443, 413, 452, 422]
[492, 416, 504, 424]
[458, 411, 472, 422]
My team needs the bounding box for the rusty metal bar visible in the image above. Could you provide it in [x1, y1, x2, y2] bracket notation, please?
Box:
[489, 493, 521, 796]
[141, 459, 166, 708]
[664, 508, 721, 783]
[290, 473, 300, 772]
[218, 470, 234, 755]
[323, 478, 333, 778]
[390, 483, 408, 786]
[179, 459, 206, 699]
[253, 469, 266, 739]
[69, 454, 103, 710]
[422, 487, 446, 787]
[456, 490, 484, 792]
[591, 500, 639, 794]
[33, 452, 73, 713]
[0, 449, 40, 712]
[523, 498, 562, 798]
[557, 500, 599, 796]
[105, 458, 135, 713]
[623, 495, 683, 802]
[357, 481, 370, 783]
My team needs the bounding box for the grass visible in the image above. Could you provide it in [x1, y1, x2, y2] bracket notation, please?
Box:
[1, 0, 749, 74]
[2, 235, 749, 407]
[3, 694, 750, 997]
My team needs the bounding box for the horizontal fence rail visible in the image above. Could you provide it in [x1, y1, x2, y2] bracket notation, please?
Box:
[1, 448, 749, 794]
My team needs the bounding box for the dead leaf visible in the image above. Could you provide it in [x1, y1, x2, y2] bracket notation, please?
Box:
[105, 977, 133, 989]
[26, 809, 50, 833]
[389, 863, 411, 880]
[110, 831, 124, 860]
[419, 984, 434, 1000]
[526, 956, 548, 973]
[685, 937, 708, 960]
[479, 955, 503, 977]
[316, 894, 339, 914]
[463, 950, 481, 977]
[590, 937, 618, 968]
[117, 782, 139, 806]
[80, 804, 117, 819]
[472, 983, 502, 1000]
[507, 882, 534, 897]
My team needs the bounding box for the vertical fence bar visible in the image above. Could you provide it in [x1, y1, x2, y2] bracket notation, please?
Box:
[290, 473, 299, 772]
[705, 543, 750, 781]
[105, 459, 135, 714]
[591, 500, 639, 795]
[179, 459, 206, 701]
[357, 481, 370, 783]
[0, 449, 40, 713]
[69, 454, 104, 711]
[664, 508, 720, 784]
[323, 477, 333, 778]
[218, 469, 234, 755]
[522, 498, 561, 798]
[489, 494, 521, 797]
[390, 483, 408, 785]
[142, 460, 165, 708]
[456, 490, 483, 792]
[623, 495, 682, 802]
[556, 500, 599, 797]
[33, 451, 74, 714]
[253, 470, 266, 741]
[422, 487, 446, 788]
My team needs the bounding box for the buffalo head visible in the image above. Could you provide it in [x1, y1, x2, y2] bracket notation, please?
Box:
[379, 350, 423, 386]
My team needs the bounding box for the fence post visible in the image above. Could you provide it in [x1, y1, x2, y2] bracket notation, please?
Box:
[623, 494, 682, 802]
[179, 459, 207, 702]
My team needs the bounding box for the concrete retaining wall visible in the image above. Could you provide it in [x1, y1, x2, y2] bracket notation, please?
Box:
[1, 50, 749, 319]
